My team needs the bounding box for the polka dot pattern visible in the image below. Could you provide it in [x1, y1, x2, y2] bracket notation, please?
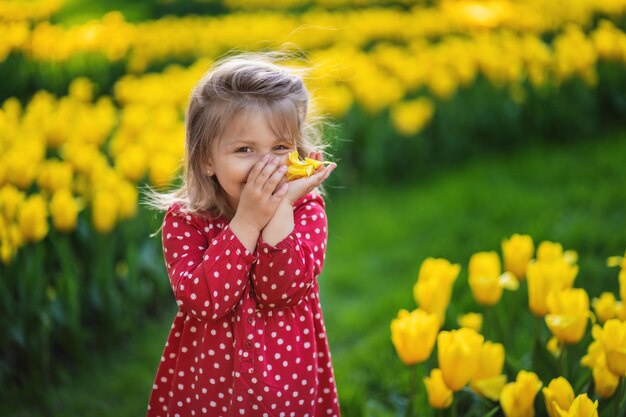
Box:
[147, 193, 340, 417]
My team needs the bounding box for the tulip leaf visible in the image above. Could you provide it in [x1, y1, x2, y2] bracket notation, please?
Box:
[616, 379, 626, 417]
[531, 337, 560, 382]
[481, 406, 500, 417]
[572, 367, 591, 394]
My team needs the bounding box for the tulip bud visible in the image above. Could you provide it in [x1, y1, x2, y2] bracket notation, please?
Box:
[424, 369, 453, 409]
[50, 189, 80, 232]
[457, 312, 482, 333]
[18, 194, 48, 243]
[390, 308, 439, 365]
[92, 189, 119, 233]
[469, 251, 503, 306]
[545, 288, 590, 344]
[542, 377, 574, 417]
[500, 371, 542, 417]
[438, 328, 484, 391]
[591, 292, 616, 324]
[471, 342, 507, 401]
[502, 234, 534, 279]
[414, 258, 460, 325]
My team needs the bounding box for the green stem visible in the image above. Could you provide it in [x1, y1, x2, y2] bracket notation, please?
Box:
[407, 363, 418, 417]
[451, 396, 458, 417]
[612, 378, 626, 417]
[560, 344, 568, 380]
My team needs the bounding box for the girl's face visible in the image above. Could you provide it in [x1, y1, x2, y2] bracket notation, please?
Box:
[207, 108, 295, 212]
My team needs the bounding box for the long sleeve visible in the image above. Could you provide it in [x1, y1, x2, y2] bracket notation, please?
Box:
[162, 205, 258, 322]
[250, 193, 328, 309]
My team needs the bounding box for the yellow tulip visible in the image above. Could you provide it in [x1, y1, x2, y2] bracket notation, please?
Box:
[50, 189, 80, 232]
[580, 338, 620, 398]
[92, 190, 118, 234]
[591, 292, 616, 324]
[471, 342, 507, 401]
[592, 357, 620, 399]
[472, 375, 507, 402]
[285, 150, 332, 180]
[616, 301, 626, 321]
[389, 97, 435, 136]
[0, 185, 25, 221]
[0, 217, 21, 265]
[437, 328, 484, 391]
[547, 337, 562, 357]
[37, 160, 74, 193]
[18, 194, 48, 243]
[114, 144, 148, 182]
[390, 308, 439, 365]
[595, 320, 626, 376]
[502, 234, 534, 279]
[423, 368, 453, 409]
[469, 251, 503, 306]
[116, 180, 138, 220]
[457, 312, 482, 332]
[544, 288, 590, 344]
[537, 241, 564, 262]
[606, 252, 626, 271]
[148, 152, 180, 187]
[542, 377, 574, 417]
[500, 371, 542, 417]
[555, 394, 598, 417]
[472, 341, 505, 381]
[69, 77, 94, 102]
[414, 258, 460, 325]
[527, 259, 578, 317]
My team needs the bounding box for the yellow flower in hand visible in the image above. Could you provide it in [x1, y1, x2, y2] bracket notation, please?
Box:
[286, 150, 332, 180]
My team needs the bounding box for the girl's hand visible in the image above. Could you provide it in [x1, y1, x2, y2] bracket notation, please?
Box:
[280, 151, 336, 206]
[232, 154, 289, 232]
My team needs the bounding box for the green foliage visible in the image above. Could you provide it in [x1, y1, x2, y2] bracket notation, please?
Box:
[0, 209, 170, 399]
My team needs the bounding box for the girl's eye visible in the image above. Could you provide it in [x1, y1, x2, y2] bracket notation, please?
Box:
[235, 146, 252, 153]
[275, 145, 291, 151]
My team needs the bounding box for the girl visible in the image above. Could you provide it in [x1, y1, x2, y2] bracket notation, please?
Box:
[146, 53, 340, 417]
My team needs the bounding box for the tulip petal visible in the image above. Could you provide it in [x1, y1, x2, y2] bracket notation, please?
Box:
[500, 272, 520, 290]
[286, 150, 332, 180]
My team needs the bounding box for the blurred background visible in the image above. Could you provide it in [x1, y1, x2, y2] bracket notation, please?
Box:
[1, 0, 626, 416]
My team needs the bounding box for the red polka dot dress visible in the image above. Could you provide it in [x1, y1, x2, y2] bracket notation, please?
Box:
[146, 193, 340, 417]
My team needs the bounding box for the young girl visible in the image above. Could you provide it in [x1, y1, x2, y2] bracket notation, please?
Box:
[146, 53, 340, 417]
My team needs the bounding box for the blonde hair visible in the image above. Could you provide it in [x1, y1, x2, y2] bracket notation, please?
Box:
[144, 51, 330, 220]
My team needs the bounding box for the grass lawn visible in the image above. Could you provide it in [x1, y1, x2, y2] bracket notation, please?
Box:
[4, 130, 626, 416]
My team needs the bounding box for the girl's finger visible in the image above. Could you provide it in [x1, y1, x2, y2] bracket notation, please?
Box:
[246, 154, 271, 185]
[252, 156, 279, 188]
[263, 164, 288, 195]
[270, 182, 289, 203]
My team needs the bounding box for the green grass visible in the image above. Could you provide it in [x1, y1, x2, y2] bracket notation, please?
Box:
[4, 131, 626, 416]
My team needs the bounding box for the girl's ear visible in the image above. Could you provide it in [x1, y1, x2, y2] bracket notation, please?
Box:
[203, 158, 215, 177]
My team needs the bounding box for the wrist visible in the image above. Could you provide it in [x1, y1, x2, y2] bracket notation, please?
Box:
[229, 214, 261, 253]
[231, 213, 261, 232]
